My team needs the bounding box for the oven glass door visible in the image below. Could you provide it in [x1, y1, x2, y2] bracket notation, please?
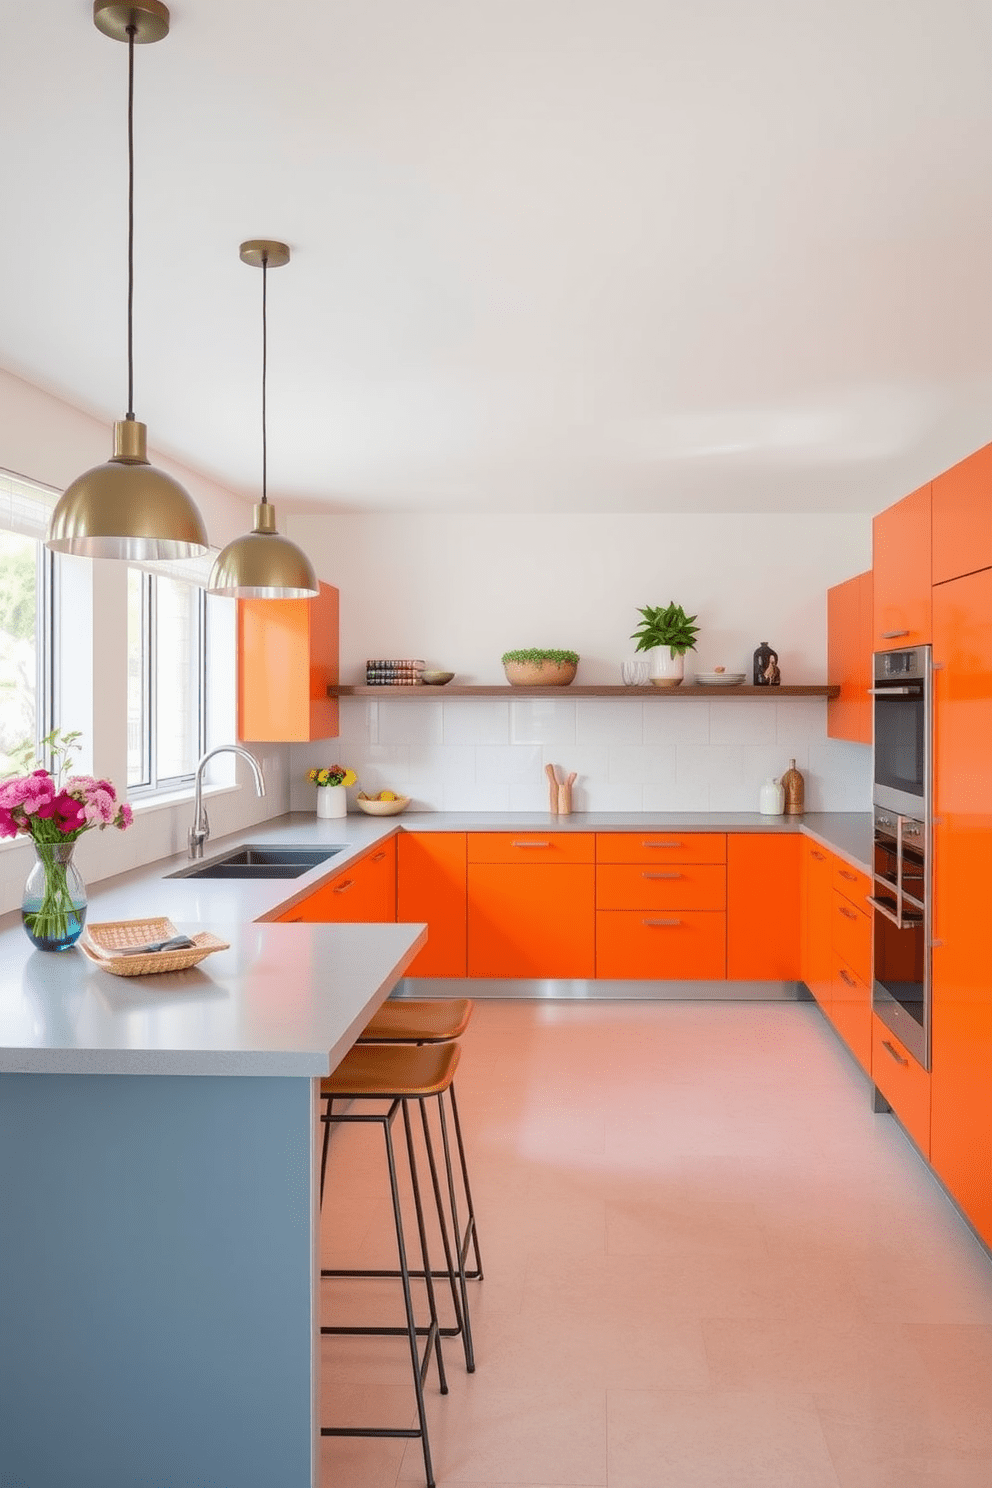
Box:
[873, 689, 926, 805]
[871, 820, 929, 1069]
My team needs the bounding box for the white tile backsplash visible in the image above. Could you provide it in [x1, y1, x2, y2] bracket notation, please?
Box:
[303, 695, 872, 815]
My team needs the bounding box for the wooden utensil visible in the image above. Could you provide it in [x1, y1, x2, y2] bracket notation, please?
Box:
[558, 771, 577, 815]
[545, 762, 560, 813]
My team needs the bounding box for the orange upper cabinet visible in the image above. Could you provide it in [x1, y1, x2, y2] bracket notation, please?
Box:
[827, 571, 872, 744]
[727, 834, 802, 980]
[397, 832, 467, 978]
[872, 483, 931, 651]
[930, 568, 992, 1248]
[238, 581, 339, 742]
[931, 441, 992, 586]
[467, 833, 595, 977]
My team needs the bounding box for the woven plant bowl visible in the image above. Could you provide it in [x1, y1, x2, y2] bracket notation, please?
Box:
[503, 659, 577, 687]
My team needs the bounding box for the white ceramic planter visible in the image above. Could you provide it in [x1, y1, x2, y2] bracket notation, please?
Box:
[316, 785, 347, 819]
[649, 650, 685, 687]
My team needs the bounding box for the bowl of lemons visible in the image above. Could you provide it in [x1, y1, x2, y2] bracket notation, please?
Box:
[355, 791, 410, 816]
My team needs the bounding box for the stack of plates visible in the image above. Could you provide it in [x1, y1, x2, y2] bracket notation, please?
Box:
[694, 671, 746, 686]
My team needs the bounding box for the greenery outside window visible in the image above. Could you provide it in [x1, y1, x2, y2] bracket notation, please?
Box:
[0, 472, 58, 777]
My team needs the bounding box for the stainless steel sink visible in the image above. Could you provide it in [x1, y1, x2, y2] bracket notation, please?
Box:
[167, 845, 344, 880]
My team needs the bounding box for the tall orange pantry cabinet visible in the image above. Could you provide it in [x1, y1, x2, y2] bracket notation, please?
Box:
[930, 567, 992, 1248]
[238, 581, 339, 742]
[827, 570, 872, 744]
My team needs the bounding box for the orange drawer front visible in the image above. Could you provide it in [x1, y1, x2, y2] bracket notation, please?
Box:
[830, 961, 872, 1075]
[596, 832, 726, 865]
[872, 1014, 931, 1156]
[833, 860, 871, 909]
[468, 832, 595, 864]
[596, 862, 726, 912]
[832, 891, 871, 985]
[596, 910, 726, 979]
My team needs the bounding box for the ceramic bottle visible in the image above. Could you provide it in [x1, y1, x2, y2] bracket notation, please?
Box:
[759, 776, 785, 815]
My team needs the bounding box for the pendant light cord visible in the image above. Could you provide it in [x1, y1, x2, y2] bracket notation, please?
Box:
[261, 253, 268, 504]
[126, 23, 136, 420]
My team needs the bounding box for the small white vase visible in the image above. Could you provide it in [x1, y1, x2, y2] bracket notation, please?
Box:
[650, 650, 685, 688]
[316, 785, 347, 819]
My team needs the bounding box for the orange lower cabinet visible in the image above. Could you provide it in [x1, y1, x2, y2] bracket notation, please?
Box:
[832, 890, 871, 986]
[803, 841, 836, 1014]
[831, 961, 872, 1075]
[596, 832, 726, 865]
[596, 862, 725, 912]
[289, 840, 396, 923]
[396, 832, 467, 977]
[597, 910, 726, 979]
[872, 1014, 931, 1157]
[727, 834, 802, 980]
[467, 862, 595, 977]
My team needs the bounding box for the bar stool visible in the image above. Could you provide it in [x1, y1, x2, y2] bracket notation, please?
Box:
[358, 998, 484, 1292]
[319, 1043, 457, 1488]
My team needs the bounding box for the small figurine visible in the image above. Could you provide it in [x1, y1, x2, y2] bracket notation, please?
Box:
[753, 641, 780, 687]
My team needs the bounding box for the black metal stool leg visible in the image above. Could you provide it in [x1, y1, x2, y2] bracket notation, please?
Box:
[417, 1095, 475, 1371]
[447, 1082, 484, 1280]
[319, 1100, 444, 1488]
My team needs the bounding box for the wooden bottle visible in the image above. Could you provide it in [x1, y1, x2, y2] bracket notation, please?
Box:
[781, 758, 805, 815]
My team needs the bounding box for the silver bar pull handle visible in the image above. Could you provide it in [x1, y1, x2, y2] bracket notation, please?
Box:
[333, 879, 356, 894]
[643, 918, 681, 927]
[881, 629, 910, 639]
[642, 871, 681, 880]
[882, 1039, 909, 1067]
[642, 840, 683, 848]
[867, 687, 919, 696]
[512, 840, 551, 848]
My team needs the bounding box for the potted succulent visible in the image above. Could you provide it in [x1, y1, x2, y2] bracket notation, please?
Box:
[501, 648, 579, 687]
[630, 602, 699, 687]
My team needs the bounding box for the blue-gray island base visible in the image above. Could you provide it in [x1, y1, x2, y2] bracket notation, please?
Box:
[0, 919, 426, 1488]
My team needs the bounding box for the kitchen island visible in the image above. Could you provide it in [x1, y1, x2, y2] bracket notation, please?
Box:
[0, 847, 426, 1488]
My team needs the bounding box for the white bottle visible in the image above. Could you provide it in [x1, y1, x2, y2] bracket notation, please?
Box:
[759, 776, 785, 815]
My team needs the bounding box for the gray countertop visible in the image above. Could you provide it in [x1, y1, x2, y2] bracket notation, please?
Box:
[0, 809, 870, 1078]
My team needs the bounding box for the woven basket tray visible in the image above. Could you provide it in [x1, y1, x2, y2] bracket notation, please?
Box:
[80, 917, 229, 978]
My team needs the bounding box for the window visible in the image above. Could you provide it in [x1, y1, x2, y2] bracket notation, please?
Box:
[128, 569, 207, 791]
[0, 471, 58, 776]
[127, 557, 234, 795]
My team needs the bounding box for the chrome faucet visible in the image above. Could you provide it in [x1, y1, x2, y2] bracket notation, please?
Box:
[188, 745, 266, 859]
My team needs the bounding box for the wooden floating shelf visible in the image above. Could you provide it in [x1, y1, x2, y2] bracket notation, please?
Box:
[329, 684, 840, 699]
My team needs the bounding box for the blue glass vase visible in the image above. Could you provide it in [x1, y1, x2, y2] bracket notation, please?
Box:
[21, 840, 87, 951]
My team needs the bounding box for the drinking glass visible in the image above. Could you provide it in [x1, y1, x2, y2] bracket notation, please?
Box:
[621, 660, 648, 686]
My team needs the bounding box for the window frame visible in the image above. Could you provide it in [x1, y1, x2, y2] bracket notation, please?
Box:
[0, 471, 60, 774]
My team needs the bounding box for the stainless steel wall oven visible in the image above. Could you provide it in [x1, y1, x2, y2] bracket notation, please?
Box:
[869, 646, 932, 1070]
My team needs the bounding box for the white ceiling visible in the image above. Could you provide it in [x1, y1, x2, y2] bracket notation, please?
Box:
[3, 1, 992, 516]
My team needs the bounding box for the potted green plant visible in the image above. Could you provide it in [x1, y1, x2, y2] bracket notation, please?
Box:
[630, 602, 699, 687]
[501, 648, 579, 687]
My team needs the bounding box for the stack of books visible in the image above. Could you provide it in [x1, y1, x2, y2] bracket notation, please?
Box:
[365, 659, 426, 686]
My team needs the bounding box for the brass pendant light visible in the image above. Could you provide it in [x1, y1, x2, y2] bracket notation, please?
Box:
[47, 0, 208, 561]
[207, 242, 318, 599]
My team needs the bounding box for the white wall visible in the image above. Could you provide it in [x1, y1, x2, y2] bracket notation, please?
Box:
[288, 512, 873, 814]
[0, 369, 291, 914]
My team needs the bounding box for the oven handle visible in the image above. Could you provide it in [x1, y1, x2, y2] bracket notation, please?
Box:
[867, 686, 922, 696]
[866, 895, 923, 929]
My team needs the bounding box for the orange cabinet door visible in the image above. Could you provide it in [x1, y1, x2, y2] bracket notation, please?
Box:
[596, 862, 725, 912]
[930, 569, 992, 1246]
[831, 961, 872, 1075]
[596, 910, 726, 979]
[932, 441, 992, 586]
[831, 890, 871, 987]
[827, 570, 872, 744]
[872, 483, 932, 651]
[468, 833, 595, 864]
[803, 840, 835, 1015]
[467, 863, 594, 977]
[291, 842, 395, 923]
[596, 833, 726, 864]
[397, 832, 467, 977]
[237, 581, 339, 743]
[727, 834, 801, 980]
[873, 1014, 931, 1157]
